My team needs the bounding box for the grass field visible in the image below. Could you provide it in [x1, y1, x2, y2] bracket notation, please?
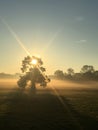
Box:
[0, 79, 98, 130]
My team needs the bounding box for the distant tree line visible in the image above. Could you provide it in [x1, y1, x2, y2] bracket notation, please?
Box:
[0, 73, 20, 79]
[54, 65, 98, 81]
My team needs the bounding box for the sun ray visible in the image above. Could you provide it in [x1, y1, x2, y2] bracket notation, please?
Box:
[0, 16, 31, 56]
[41, 28, 63, 54]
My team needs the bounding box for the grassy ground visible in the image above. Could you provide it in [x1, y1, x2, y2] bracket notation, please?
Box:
[0, 79, 98, 130]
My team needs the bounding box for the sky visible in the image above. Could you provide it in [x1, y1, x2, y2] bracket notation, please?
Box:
[0, 0, 98, 74]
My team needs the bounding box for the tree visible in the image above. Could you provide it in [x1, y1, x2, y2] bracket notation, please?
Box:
[80, 65, 95, 80]
[94, 71, 98, 76]
[17, 55, 50, 89]
[54, 70, 64, 79]
[93, 71, 98, 80]
[81, 65, 94, 74]
[74, 73, 82, 81]
[67, 68, 74, 76]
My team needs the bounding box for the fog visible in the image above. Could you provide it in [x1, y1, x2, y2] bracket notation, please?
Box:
[0, 79, 17, 89]
[48, 79, 98, 89]
[0, 78, 98, 90]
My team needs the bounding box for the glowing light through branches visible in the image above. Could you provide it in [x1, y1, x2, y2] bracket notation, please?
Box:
[31, 59, 37, 65]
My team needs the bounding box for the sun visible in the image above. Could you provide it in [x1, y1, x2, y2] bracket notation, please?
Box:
[31, 59, 37, 65]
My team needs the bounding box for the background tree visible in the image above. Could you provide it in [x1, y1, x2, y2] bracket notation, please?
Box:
[80, 65, 95, 80]
[93, 71, 98, 80]
[53, 65, 98, 81]
[67, 68, 74, 76]
[54, 70, 64, 79]
[81, 65, 94, 74]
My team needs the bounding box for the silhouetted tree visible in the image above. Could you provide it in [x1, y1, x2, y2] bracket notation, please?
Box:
[93, 71, 98, 80]
[94, 71, 98, 76]
[67, 68, 74, 76]
[80, 65, 95, 80]
[17, 56, 50, 89]
[53, 65, 98, 81]
[74, 73, 82, 81]
[54, 70, 64, 79]
[81, 65, 94, 73]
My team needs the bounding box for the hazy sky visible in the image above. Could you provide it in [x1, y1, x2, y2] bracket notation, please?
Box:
[0, 0, 98, 74]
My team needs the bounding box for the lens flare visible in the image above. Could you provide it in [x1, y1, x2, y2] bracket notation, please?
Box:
[0, 16, 31, 56]
[42, 28, 63, 54]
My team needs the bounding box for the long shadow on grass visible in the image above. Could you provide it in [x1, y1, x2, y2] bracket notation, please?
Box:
[61, 96, 98, 130]
[0, 88, 98, 130]
[0, 88, 79, 130]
